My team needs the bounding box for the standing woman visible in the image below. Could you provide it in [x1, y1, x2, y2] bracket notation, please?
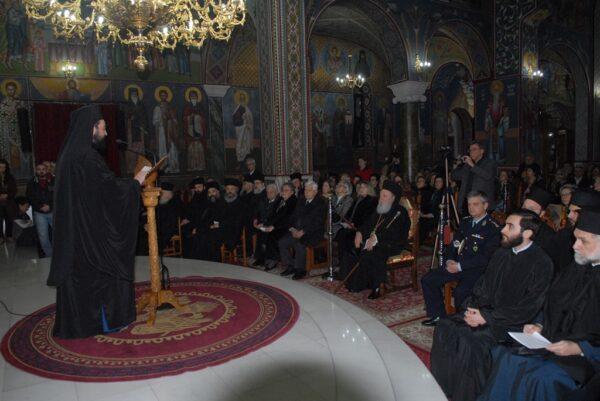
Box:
[0, 159, 17, 243]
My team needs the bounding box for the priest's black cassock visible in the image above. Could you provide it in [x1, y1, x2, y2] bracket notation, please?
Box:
[47, 105, 140, 339]
[431, 243, 554, 401]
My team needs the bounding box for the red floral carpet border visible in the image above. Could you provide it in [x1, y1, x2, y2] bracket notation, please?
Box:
[1, 276, 299, 382]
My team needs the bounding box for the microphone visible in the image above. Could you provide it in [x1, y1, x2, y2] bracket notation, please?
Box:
[115, 139, 157, 164]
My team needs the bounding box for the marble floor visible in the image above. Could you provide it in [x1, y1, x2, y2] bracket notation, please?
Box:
[0, 243, 446, 401]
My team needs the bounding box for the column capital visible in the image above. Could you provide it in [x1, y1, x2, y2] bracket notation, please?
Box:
[202, 84, 230, 98]
[388, 80, 429, 104]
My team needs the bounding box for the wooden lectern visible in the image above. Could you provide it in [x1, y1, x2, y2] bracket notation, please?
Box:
[134, 156, 187, 326]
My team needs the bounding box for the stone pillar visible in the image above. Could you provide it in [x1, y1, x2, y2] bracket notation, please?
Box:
[254, 0, 310, 176]
[203, 84, 230, 181]
[388, 81, 428, 180]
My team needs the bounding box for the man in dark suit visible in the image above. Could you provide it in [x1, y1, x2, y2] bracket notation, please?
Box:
[421, 190, 501, 326]
[452, 141, 498, 215]
[342, 181, 411, 299]
[279, 180, 326, 280]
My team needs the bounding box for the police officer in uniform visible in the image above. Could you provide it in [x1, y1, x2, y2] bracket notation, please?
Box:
[421, 190, 501, 326]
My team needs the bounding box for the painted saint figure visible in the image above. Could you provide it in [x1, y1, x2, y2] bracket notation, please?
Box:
[152, 87, 179, 173]
[183, 88, 207, 171]
[4, 0, 28, 68]
[32, 29, 47, 72]
[232, 90, 254, 163]
[123, 85, 148, 174]
[0, 80, 27, 176]
[484, 80, 507, 162]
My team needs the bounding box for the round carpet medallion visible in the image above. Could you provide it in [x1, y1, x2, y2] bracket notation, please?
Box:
[1, 276, 299, 382]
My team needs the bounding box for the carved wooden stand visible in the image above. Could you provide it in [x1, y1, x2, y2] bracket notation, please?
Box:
[136, 186, 187, 326]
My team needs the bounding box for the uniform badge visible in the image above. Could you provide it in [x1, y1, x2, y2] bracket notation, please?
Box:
[473, 244, 479, 252]
[453, 240, 461, 248]
[482, 220, 487, 226]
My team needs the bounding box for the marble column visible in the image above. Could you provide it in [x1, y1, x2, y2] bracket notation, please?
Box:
[203, 84, 230, 181]
[388, 81, 428, 180]
[254, 0, 310, 176]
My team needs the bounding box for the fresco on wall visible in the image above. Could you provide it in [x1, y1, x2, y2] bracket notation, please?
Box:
[309, 35, 389, 94]
[429, 63, 474, 159]
[222, 87, 261, 172]
[475, 77, 519, 166]
[0, 77, 32, 179]
[310, 92, 354, 170]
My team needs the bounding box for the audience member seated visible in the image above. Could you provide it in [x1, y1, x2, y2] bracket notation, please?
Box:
[419, 175, 445, 242]
[431, 210, 554, 401]
[339, 181, 410, 299]
[320, 180, 333, 199]
[12, 196, 37, 247]
[414, 175, 432, 209]
[594, 176, 600, 192]
[557, 184, 577, 229]
[421, 190, 501, 326]
[331, 181, 353, 237]
[522, 186, 559, 268]
[244, 156, 261, 181]
[26, 162, 54, 257]
[355, 156, 374, 181]
[495, 169, 516, 214]
[369, 174, 380, 192]
[554, 189, 600, 274]
[181, 177, 207, 258]
[573, 163, 590, 189]
[192, 182, 224, 261]
[219, 178, 246, 254]
[478, 209, 600, 401]
[156, 182, 182, 251]
[278, 181, 326, 280]
[290, 172, 303, 198]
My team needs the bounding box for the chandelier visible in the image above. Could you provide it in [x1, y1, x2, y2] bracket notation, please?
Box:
[335, 54, 365, 89]
[24, 0, 246, 71]
[414, 55, 431, 73]
[61, 60, 78, 78]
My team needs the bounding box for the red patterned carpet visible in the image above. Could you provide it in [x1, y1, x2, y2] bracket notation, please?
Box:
[1, 276, 299, 382]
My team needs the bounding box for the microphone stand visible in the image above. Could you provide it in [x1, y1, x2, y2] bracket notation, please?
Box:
[117, 141, 172, 296]
[323, 196, 335, 282]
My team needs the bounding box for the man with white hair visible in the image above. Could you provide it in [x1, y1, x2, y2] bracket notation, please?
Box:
[341, 180, 410, 299]
[331, 181, 354, 237]
[252, 183, 282, 267]
[278, 180, 326, 280]
[478, 208, 600, 401]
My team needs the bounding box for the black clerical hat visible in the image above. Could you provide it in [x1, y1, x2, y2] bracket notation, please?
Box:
[190, 177, 205, 186]
[571, 189, 600, 209]
[206, 181, 221, 191]
[161, 182, 174, 191]
[575, 208, 600, 235]
[290, 172, 302, 181]
[382, 180, 402, 198]
[525, 186, 553, 209]
[253, 173, 265, 183]
[224, 178, 241, 188]
[243, 175, 253, 184]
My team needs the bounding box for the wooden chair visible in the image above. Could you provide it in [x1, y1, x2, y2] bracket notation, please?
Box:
[306, 239, 329, 274]
[220, 227, 249, 267]
[443, 280, 459, 315]
[162, 218, 183, 257]
[386, 200, 420, 292]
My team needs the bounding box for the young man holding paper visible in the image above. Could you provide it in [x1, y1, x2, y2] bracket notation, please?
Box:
[478, 208, 600, 401]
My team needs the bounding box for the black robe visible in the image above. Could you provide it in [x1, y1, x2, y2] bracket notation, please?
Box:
[536, 222, 559, 270]
[555, 226, 575, 275]
[48, 105, 140, 339]
[431, 244, 554, 401]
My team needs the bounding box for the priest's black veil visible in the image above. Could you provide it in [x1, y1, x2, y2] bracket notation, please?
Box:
[47, 105, 103, 286]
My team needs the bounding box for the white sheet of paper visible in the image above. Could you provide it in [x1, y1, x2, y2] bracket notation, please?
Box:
[140, 166, 152, 174]
[508, 331, 552, 349]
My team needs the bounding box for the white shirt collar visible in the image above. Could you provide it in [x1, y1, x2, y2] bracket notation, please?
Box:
[472, 214, 487, 225]
[592, 262, 600, 267]
[512, 241, 533, 255]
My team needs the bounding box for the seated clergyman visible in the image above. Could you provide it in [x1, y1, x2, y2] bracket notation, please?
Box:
[477, 208, 600, 401]
[430, 209, 554, 401]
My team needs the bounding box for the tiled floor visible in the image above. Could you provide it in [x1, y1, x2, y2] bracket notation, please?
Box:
[0, 244, 445, 401]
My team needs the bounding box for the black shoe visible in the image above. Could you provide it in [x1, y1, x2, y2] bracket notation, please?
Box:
[252, 259, 265, 268]
[280, 268, 295, 276]
[264, 260, 277, 271]
[421, 317, 440, 326]
[367, 287, 382, 300]
[292, 271, 307, 280]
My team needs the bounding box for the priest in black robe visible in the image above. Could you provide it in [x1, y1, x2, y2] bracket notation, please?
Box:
[522, 186, 559, 269]
[192, 181, 224, 261]
[478, 208, 600, 401]
[431, 210, 554, 401]
[47, 105, 147, 339]
[554, 189, 600, 274]
[340, 180, 410, 299]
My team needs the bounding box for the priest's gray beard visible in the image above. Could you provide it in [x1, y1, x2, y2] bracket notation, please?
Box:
[376, 201, 392, 214]
[574, 246, 600, 265]
[224, 194, 238, 203]
[208, 195, 218, 203]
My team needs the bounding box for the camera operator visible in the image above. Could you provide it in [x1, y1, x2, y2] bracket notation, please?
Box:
[452, 141, 497, 215]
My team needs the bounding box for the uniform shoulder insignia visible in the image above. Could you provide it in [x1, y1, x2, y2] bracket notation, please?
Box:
[491, 220, 500, 227]
[462, 216, 471, 220]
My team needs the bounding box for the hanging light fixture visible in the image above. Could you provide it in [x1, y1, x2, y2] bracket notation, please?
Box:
[61, 60, 77, 78]
[335, 54, 365, 89]
[414, 54, 431, 73]
[24, 0, 246, 71]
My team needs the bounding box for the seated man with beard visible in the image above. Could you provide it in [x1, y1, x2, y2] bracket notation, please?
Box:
[156, 182, 182, 251]
[478, 208, 600, 401]
[181, 177, 207, 258]
[431, 210, 554, 401]
[341, 181, 410, 299]
[218, 178, 246, 257]
[253, 183, 281, 267]
[194, 181, 224, 261]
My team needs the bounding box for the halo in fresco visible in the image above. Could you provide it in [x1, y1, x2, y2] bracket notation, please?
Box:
[0, 79, 22, 97]
[184, 87, 202, 103]
[123, 84, 144, 101]
[154, 86, 173, 102]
